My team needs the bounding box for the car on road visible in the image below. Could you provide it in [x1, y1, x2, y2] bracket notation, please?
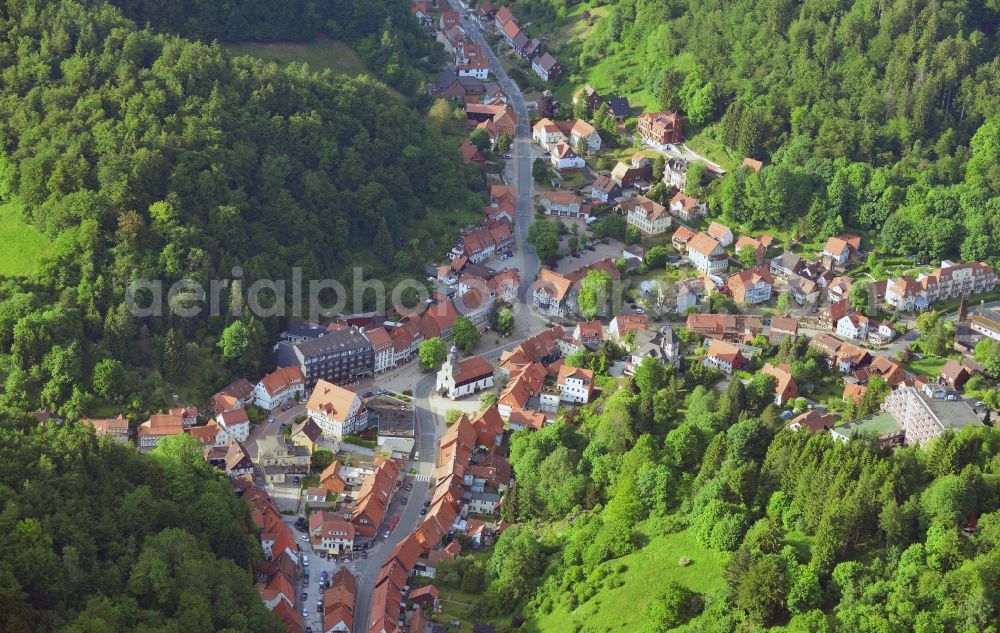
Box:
[282, 401, 293, 410]
[298, 534, 309, 542]
[976, 401, 985, 408]
[293, 475, 301, 485]
[302, 554, 309, 567]
[383, 530, 391, 539]
[267, 416, 274, 423]
[363, 391, 374, 398]
[406, 482, 413, 491]
[362, 550, 368, 559]
[503, 153, 512, 159]
[401, 497, 408, 505]
[302, 608, 308, 618]
[420, 508, 427, 515]
[301, 592, 307, 601]
[635, 308, 645, 314]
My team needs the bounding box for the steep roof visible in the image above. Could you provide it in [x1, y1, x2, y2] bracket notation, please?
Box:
[686, 231, 723, 257]
[306, 380, 359, 423]
[535, 269, 572, 302]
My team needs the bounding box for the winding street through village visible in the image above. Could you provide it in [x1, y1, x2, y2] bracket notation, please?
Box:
[351, 6, 540, 629]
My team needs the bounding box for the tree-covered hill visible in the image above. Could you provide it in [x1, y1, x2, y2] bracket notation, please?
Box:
[105, 0, 438, 94]
[458, 366, 1000, 632]
[527, 0, 1000, 264]
[0, 422, 280, 633]
[0, 0, 482, 417]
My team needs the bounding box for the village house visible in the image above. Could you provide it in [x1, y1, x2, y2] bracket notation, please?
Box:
[211, 378, 255, 414]
[675, 277, 705, 313]
[459, 139, 486, 168]
[671, 225, 697, 252]
[760, 363, 798, 406]
[309, 511, 355, 556]
[538, 190, 585, 218]
[686, 313, 765, 341]
[590, 173, 622, 203]
[836, 314, 870, 340]
[938, 360, 972, 390]
[822, 234, 862, 267]
[627, 328, 681, 370]
[636, 109, 683, 145]
[768, 317, 799, 345]
[566, 118, 601, 154]
[532, 269, 572, 317]
[137, 412, 184, 452]
[770, 251, 804, 278]
[436, 347, 496, 399]
[557, 365, 595, 404]
[706, 221, 734, 247]
[256, 435, 310, 483]
[532, 52, 563, 81]
[622, 195, 672, 236]
[82, 415, 130, 442]
[868, 321, 896, 345]
[253, 366, 305, 411]
[289, 417, 323, 454]
[686, 232, 729, 275]
[664, 156, 688, 188]
[550, 142, 585, 171]
[609, 314, 650, 341]
[362, 326, 395, 374]
[787, 410, 839, 433]
[703, 340, 745, 374]
[322, 568, 356, 632]
[786, 274, 820, 306]
[215, 408, 251, 443]
[728, 267, 774, 305]
[611, 153, 653, 188]
[669, 191, 707, 221]
[573, 320, 604, 349]
[306, 380, 368, 438]
[820, 298, 853, 329]
[531, 118, 566, 150]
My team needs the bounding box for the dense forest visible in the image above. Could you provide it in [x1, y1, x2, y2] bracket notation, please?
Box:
[526, 0, 1000, 265]
[0, 421, 279, 633]
[445, 360, 1000, 631]
[0, 0, 481, 418]
[106, 0, 439, 94]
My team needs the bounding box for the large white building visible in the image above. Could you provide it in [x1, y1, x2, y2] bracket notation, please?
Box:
[556, 365, 594, 404]
[306, 380, 368, 437]
[436, 347, 496, 399]
[686, 232, 728, 275]
[882, 385, 982, 447]
[253, 366, 305, 410]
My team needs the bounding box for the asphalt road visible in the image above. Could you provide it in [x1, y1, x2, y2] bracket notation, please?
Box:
[351, 9, 545, 630]
[352, 372, 441, 632]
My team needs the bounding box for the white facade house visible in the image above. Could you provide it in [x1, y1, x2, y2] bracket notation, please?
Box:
[836, 314, 870, 340]
[436, 348, 495, 399]
[253, 366, 305, 411]
[569, 119, 601, 154]
[550, 143, 585, 171]
[686, 232, 729, 275]
[557, 366, 594, 404]
[215, 409, 250, 443]
[538, 191, 584, 217]
[532, 118, 567, 150]
[306, 380, 367, 437]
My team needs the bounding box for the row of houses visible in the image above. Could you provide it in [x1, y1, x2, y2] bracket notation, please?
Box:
[367, 405, 510, 632]
[481, 4, 563, 82]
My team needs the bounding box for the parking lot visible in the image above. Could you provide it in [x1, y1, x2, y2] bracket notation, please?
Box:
[554, 236, 626, 275]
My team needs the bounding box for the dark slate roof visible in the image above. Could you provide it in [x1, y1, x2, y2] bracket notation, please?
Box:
[607, 96, 631, 117]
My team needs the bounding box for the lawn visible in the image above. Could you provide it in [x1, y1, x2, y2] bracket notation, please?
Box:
[225, 37, 403, 98]
[528, 527, 729, 632]
[902, 355, 949, 379]
[0, 201, 47, 278]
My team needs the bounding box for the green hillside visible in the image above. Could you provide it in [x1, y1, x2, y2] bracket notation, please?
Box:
[529, 526, 729, 632]
[0, 202, 46, 277]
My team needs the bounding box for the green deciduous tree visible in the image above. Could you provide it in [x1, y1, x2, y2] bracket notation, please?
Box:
[419, 336, 447, 370]
[217, 318, 264, 375]
[451, 316, 480, 354]
[577, 270, 612, 320]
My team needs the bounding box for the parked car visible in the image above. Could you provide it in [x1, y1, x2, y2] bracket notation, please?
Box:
[363, 391, 375, 398]
[302, 608, 308, 618]
[383, 530, 391, 539]
[293, 476, 301, 485]
[267, 416, 275, 423]
[362, 550, 368, 559]
[298, 534, 308, 542]
[302, 555, 309, 567]
[301, 592, 307, 601]
[420, 508, 428, 515]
